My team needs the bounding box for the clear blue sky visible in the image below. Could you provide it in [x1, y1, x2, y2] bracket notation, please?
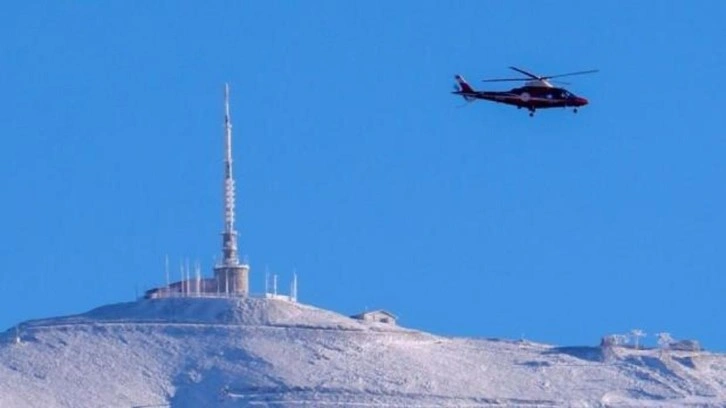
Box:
[1, 2, 724, 349]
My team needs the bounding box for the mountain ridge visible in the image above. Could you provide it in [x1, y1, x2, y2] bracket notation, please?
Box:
[1, 297, 724, 407]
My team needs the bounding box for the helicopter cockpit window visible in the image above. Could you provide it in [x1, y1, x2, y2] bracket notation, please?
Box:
[561, 90, 572, 98]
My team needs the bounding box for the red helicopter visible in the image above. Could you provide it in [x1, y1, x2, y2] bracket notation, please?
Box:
[452, 66, 598, 117]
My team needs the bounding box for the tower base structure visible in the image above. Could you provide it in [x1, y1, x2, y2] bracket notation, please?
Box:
[214, 264, 250, 296]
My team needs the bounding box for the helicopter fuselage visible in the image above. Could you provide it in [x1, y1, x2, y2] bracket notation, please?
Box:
[452, 69, 596, 116]
[458, 86, 589, 111]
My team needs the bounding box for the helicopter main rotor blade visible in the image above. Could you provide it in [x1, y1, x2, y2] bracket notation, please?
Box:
[481, 77, 532, 82]
[543, 69, 599, 79]
[508, 66, 541, 80]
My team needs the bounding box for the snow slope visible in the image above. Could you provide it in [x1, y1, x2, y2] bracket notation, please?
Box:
[0, 297, 724, 407]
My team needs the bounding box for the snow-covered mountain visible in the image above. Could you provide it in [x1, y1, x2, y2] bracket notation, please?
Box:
[0, 297, 724, 407]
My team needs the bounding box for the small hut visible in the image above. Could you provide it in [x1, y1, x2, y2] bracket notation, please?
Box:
[351, 310, 397, 325]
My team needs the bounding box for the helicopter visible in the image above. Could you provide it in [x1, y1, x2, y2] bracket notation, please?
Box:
[452, 66, 598, 117]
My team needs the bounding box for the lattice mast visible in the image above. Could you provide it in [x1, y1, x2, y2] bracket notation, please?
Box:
[214, 83, 249, 295]
[222, 83, 239, 264]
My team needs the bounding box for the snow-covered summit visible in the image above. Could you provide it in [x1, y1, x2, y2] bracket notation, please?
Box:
[1, 297, 725, 407]
[23, 297, 405, 332]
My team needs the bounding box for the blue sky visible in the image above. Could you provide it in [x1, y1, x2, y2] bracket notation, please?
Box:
[1, 2, 724, 349]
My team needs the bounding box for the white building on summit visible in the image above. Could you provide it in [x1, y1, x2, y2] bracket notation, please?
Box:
[145, 84, 251, 299]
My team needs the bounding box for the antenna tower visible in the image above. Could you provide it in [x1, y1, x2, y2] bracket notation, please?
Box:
[213, 83, 250, 296]
[291, 271, 298, 302]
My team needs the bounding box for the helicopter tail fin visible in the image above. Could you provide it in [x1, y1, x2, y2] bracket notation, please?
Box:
[453, 74, 476, 102]
[454, 75, 475, 93]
